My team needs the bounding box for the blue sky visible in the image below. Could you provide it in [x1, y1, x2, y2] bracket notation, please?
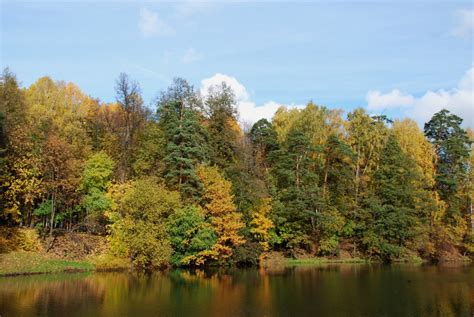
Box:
[1, 0, 473, 126]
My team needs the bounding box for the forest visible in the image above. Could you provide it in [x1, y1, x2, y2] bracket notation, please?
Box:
[0, 68, 473, 270]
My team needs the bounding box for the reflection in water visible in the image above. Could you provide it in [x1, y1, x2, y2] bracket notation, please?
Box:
[0, 264, 473, 317]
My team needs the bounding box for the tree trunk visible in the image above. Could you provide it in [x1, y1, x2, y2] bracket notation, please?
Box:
[50, 192, 55, 235]
[470, 199, 473, 232]
[354, 145, 362, 199]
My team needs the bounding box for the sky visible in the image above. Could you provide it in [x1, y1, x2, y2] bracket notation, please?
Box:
[1, 0, 473, 127]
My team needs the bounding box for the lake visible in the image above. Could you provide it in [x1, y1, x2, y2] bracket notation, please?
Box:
[0, 264, 472, 316]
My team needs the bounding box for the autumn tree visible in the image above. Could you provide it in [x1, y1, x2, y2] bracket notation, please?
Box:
[79, 152, 115, 227]
[347, 108, 390, 206]
[106, 177, 180, 270]
[249, 198, 274, 251]
[272, 103, 344, 154]
[196, 165, 245, 264]
[0, 68, 27, 146]
[1, 68, 473, 265]
[132, 120, 166, 177]
[3, 155, 44, 225]
[114, 73, 148, 182]
[392, 119, 436, 187]
[42, 134, 81, 234]
[0, 69, 40, 224]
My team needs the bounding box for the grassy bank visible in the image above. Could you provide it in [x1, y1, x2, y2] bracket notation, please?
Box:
[0, 228, 131, 276]
[0, 251, 94, 276]
[286, 257, 369, 266]
[0, 251, 131, 276]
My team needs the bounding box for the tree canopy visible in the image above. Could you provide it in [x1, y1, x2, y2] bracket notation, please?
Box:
[1, 69, 473, 268]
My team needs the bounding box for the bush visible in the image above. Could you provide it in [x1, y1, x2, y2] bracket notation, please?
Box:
[88, 253, 130, 270]
[0, 227, 42, 253]
[18, 228, 42, 252]
[106, 177, 180, 270]
[318, 236, 340, 256]
[230, 242, 264, 267]
[167, 205, 217, 267]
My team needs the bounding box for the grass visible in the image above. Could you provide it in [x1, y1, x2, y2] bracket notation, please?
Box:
[286, 257, 369, 266]
[0, 251, 94, 276]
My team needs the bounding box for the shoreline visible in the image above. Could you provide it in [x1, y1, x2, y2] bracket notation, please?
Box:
[1, 251, 471, 278]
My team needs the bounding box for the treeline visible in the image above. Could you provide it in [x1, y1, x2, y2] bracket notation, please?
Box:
[0, 69, 473, 268]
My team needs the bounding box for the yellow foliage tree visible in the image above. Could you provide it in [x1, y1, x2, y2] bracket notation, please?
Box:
[3, 155, 44, 223]
[196, 165, 245, 263]
[392, 119, 436, 187]
[272, 102, 344, 149]
[249, 198, 274, 251]
[105, 177, 179, 269]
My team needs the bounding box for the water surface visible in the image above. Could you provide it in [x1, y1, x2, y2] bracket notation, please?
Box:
[0, 264, 472, 316]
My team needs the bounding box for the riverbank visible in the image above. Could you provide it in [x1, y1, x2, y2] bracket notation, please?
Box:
[1, 228, 471, 276]
[259, 251, 372, 268]
[0, 252, 365, 277]
[2, 251, 472, 277]
[0, 251, 131, 276]
[0, 227, 129, 276]
[0, 251, 94, 276]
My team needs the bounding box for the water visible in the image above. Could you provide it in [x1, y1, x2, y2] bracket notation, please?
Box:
[0, 264, 472, 317]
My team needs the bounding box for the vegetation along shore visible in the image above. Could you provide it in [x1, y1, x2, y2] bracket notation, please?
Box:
[1, 69, 473, 275]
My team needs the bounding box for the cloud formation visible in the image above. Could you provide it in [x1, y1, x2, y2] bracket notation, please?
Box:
[200, 73, 302, 124]
[138, 8, 174, 37]
[367, 89, 415, 110]
[366, 67, 474, 128]
[452, 9, 474, 39]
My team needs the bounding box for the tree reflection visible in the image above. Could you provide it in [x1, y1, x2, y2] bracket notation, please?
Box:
[0, 265, 472, 316]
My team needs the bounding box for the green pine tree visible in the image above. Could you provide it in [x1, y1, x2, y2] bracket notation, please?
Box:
[361, 135, 425, 260]
[158, 79, 208, 201]
[271, 129, 322, 250]
[424, 109, 472, 215]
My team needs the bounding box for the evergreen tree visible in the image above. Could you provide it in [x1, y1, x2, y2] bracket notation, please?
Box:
[424, 109, 471, 215]
[204, 82, 239, 169]
[322, 134, 356, 210]
[167, 205, 217, 266]
[361, 135, 425, 260]
[271, 129, 321, 250]
[250, 118, 279, 173]
[157, 79, 208, 201]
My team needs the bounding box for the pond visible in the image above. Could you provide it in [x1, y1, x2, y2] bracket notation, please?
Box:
[0, 264, 472, 316]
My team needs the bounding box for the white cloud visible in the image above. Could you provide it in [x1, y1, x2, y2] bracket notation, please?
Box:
[365, 67, 474, 128]
[200, 73, 302, 124]
[182, 48, 202, 64]
[201, 73, 249, 101]
[237, 100, 286, 124]
[367, 89, 415, 110]
[138, 8, 174, 37]
[452, 9, 474, 39]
